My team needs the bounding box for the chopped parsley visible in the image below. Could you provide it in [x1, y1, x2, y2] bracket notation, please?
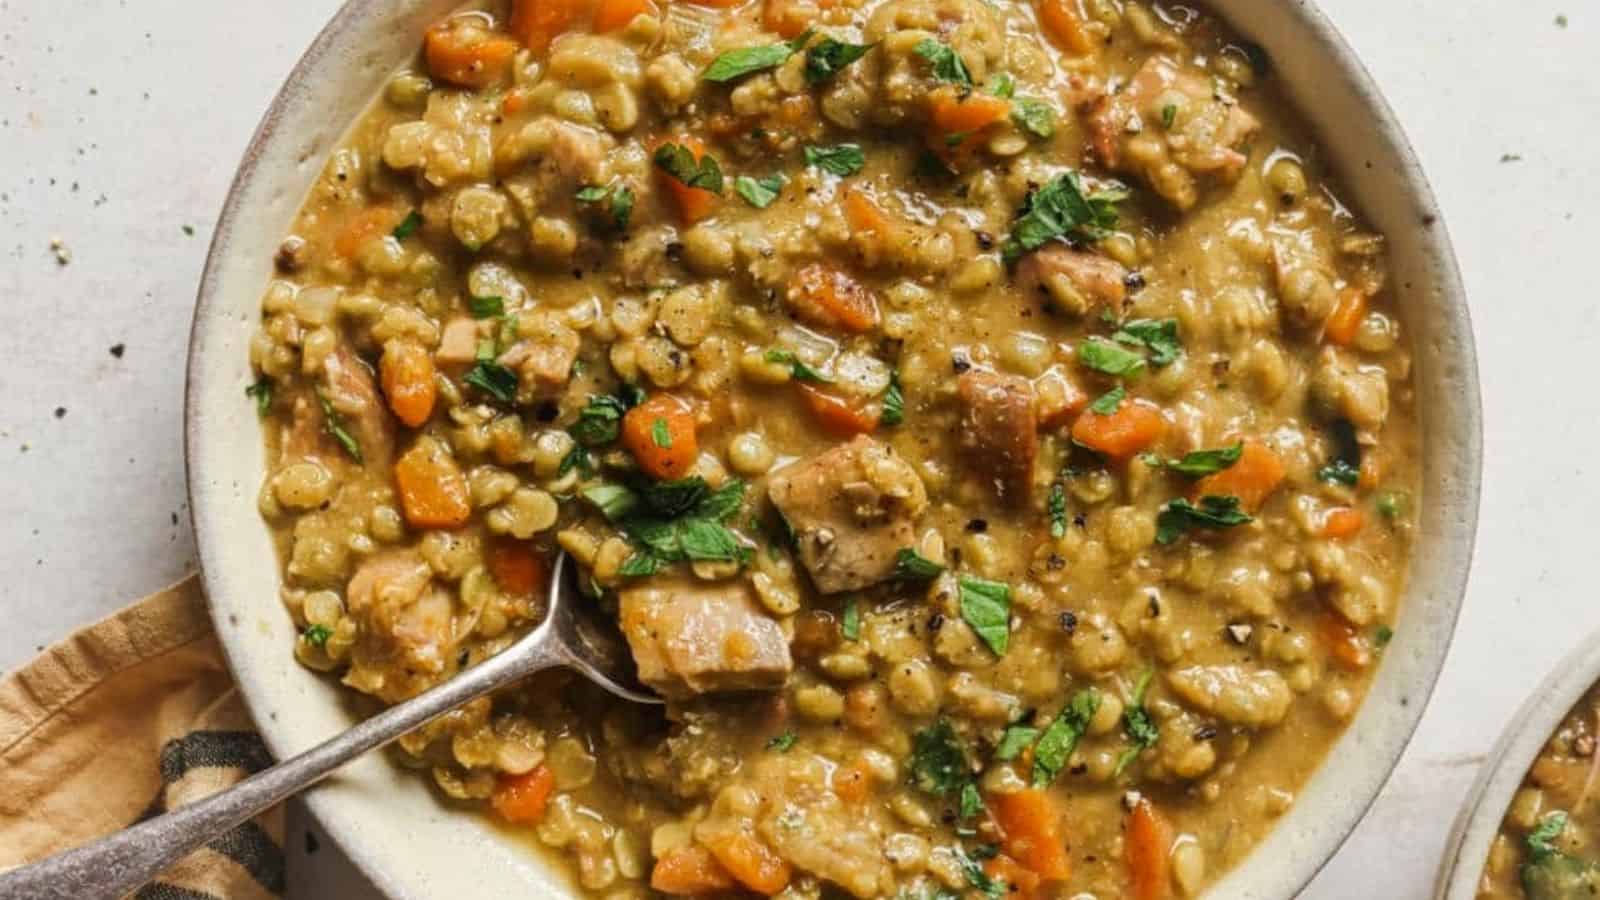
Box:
[1114, 668, 1159, 776]
[1090, 384, 1126, 415]
[764, 348, 832, 382]
[1155, 495, 1253, 545]
[1376, 490, 1408, 520]
[734, 174, 785, 208]
[767, 730, 798, 752]
[1161, 103, 1178, 129]
[893, 547, 944, 580]
[913, 38, 972, 86]
[1032, 690, 1100, 787]
[993, 723, 1040, 761]
[569, 390, 641, 449]
[582, 478, 750, 573]
[1374, 624, 1395, 647]
[1011, 97, 1056, 139]
[1317, 418, 1362, 486]
[391, 209, 423, 240]
[842, 596, 862, 640]
[1528, 812, 1569, 862]
[302, 624, 333, 648]
[576, 183, 634, 229]
[464, 360, 519, 404]
[654, 143, 724, 194]
[805, 37, 873, 84]
[703, 30, 813, 82]
[957, 848, 1005, 899]
[958, 782, 985, 820]
[803, 143, 866, 177]
[1078, 339, 1147, 377]
[1149, 442, 1243, 478]
[245, 378, 273, 417]
[1112, 318, 1182, 367]
[881, 370, 905, 426]
[315, 391, 363, 463]
[468, 295, 505, 318]
[1048, 481, 1068, 538]
[651, 418, 672, 448]
[1001, 171, 1126, 265]
[958, 576, 1012, 656]
[909, 719, 971, 797]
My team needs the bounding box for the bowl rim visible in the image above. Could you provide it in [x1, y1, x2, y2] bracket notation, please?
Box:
[184, 1, 1483, 898]
[1433, 630, 1600, 898]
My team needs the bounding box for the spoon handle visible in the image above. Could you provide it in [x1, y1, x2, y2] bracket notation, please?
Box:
[0, 633, 566, 900]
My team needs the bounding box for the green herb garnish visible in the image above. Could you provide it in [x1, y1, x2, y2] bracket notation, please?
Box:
[1001, 171, 1126, 264]
[316, 391, 363, 463]
[842, 596, 862, 640]
[958, 576, 1012, 656]
[469, 295, 505, 318]
[654, 143, 724, 194]
[767, 730, 798, 752]
[881, 370, 905, 426]
[805, 37, 873, 84]
[1112, 319, 1182, 367]
[1078, 339, 1147, 377]
[1048, 481, 1068, 538]
[1011, 97, 1056, 138]
[464, 360, 519, 404]
[893, 547, 944, 580]
[245, 378, 273, 417]
[1032, 690, 1099, 787]
[703, 30, 813, 82]
[913, 38, 972, 86]
[1090, 384, 1126, 415]
[1114, 668, 1159, 776]
[803, 143, 866, 177]
[302, 624, 333, 648]
[391, 210, 423, 240]
[764, 348, 832, 382]
[1155, 495, 1253, 545]
[734, 174, 786, 208]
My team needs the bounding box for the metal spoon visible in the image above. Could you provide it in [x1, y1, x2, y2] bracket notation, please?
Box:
[0, 552, 657, 900]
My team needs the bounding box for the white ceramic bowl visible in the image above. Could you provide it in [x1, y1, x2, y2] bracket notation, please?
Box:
[1434, 633, 1600, 898]
[185, 1, 1483, 897]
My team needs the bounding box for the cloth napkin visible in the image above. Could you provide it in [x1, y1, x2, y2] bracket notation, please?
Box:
[0, 575, 285, 899]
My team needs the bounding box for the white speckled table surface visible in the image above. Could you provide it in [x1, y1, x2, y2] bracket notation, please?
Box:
[0, 1, 1594, 896]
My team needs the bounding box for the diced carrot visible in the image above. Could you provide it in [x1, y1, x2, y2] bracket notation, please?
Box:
[1358, 451, 1382, 490]
[1192, 440, 1286, 512]
[842, 187, 894, 235]
[333, 208, 397, 259]
[502, 89, 534, 116]
[685, 0, 744, 7]
[1038, 0, 1096, 55]
[394, 437, 472, 528]
[1126, 797, 1173, 900]
[621, 394, 699, 480]
[788, 262, 879, 333]
[798, 384, 880, 437]
[1071, 398, 1166, 462]
[489, 765, 555, 824]
[379, 340, 438, 428]
[702, 832, 792, 895]
[424, 19, 519, 88]
[1319, 612, 1371, 670]
[1324, 287, 1367, 346]
[1320, 506, 1365, 540]
[1035, 368, 1090, 429]
[994, 789, 1072, 882]
[651, 845, 738, 895]
[510, 0, 590, 53]
[833, 759, 872, 803]
[985, 854, 1043, 900]
[763, 0, 817, 38]
[930, 89, 1013, 135]
[593, 0, 650, 31]
[486, 539, 549, 598]
[653, 137, 721, 225]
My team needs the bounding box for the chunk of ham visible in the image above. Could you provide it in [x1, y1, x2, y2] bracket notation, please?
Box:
[618, 579, 793, 699]
[343, 550, 456, 702]
[435, 317, 480, 366]
[282, 344, 395, 468]
[767, 436, 929, 594]
[957, 371, 1038, 506]
[1014, 245, 1127, 316]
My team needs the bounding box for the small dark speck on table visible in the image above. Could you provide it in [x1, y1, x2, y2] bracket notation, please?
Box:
[1500, 153, 1523, 163]
[53, 407, 66, 419]
[1556, 13, 1568, 27]
[109, 343, 125, 358]
[181, 225, 195, 237]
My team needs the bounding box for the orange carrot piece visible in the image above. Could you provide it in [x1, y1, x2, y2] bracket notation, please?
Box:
[798, 384, 880, 437]
[621, 394, 699, 480]
[1325, 287, 1368, 346]
[1358, 451, 1382, 491]
[651, 846, 738, 895]
[1192, 440, 1286, 512]
[486, 539, 549, 598]
[332, 208, 396, 259]
[1038, 0, 1096, 55]
[833, 759, 873, 803]
[1320, 612, 1371, 670]
[986, 853, 1044, 900]
[842, 188, 894, 235]
[703, 833, 792, 895]
[653, 137, 721, 225]
[788, 262, 879, 333]
[994, 789, 1072, 882]
[380, 341, 438, 428]
[593, 0, 650, 31]
[930, 89, 1013, 135]
[763, 0, 817, 37]
[685, 0, 745, 7]
[1320, 506, 1365, 540]
[1126, 797, 1173, 900]
[1071, 399, 1166, 462]
[394, 437, 472, 528]
[424, 20, 519, 88]
[510, 0, 590, 53]
[490, 765, 555, 823]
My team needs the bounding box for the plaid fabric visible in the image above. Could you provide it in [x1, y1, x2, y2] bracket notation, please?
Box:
[0, 576, 285, 899]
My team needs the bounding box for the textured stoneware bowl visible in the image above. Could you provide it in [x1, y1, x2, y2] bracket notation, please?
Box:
[1433, 633, 1600, 898]
[185, 1, 1483, 897]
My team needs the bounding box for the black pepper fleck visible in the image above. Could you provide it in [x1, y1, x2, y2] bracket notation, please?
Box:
[53, 407, 66, 419]
[965, 518, 988, 533]
[109, 343, 125, 358]
[1058, 611, 1078, 634]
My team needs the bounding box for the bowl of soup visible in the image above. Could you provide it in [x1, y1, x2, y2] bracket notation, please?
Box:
[185, 0, 1480, 897]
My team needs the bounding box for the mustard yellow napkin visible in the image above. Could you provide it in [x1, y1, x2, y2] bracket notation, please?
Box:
[0, 575, 284, 899]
